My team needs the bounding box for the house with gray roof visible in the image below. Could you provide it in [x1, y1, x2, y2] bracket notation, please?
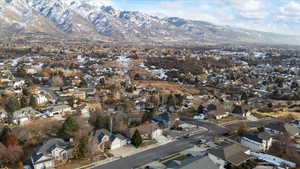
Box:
[166, 156, 219, 169]
[91, 129, 127, 151]
[12, 107, 40, 125]
[31, 138, 73, 169]
[43, 105, 72, 118]
[265, 122, 300, 137]
[241, 132, 272, 152]
[208, 143, 251, 167]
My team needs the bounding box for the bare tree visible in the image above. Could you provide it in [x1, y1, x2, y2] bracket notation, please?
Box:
[51, 75, 64, 87]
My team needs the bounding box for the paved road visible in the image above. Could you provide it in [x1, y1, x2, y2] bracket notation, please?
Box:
[181, 117, 229, 135]
[93, 118, 277, 169]
[93, 134, 202, 169]
[93, 119, 225, 169]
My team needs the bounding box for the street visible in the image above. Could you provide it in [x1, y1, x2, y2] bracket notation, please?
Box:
[93, 119, 227, 169]
[93, 136, 196, 169]
[92, 118, 279, 169]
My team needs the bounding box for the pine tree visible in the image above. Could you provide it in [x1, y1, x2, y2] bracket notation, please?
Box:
[197, 105, 204, 114]
[29, 95, 37, 108]
[75, 136, 89, 159]
[131, 129, 143, 148]
[20, 96, 29, 108]
[59, 116, 80, 140]
[5, 96, 21, 113]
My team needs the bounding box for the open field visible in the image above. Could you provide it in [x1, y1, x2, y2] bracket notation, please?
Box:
[137, 80, 199, 95]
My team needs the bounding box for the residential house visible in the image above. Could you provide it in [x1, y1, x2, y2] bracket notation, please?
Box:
[135, 101, 155, 112]
[231, 105, 251, 118]
[12, 107, 40, 125]
[153, 112, 179, 129]
[32, 73, 50, 83]
[61, 88, 86, 100]
[208, 142, 251, 168]
[174, 156, 219, 169]
[205, 103, 229, 120]
[72, 90, 86, 100]
[208, 106, 229, 120]
[82, 88, 96, 97]
[265, 122, 300, 137]
[130, 123, 162, 140]
[161, 155, 219, 169]
[35, 94, 48, 105]
[91, 129, 127, 150]
[0, 109, 7, 121]
[110, 134, 128, 150]
[292, 120, 300, 128]
[241, 132, 272, 152]
[31, 138, 73, 169]
[43, 105, 72, 118]
[12, 79, 25, 88]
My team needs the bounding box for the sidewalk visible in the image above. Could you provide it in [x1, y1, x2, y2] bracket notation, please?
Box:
[75, 157, 120, 169]
[75, 139, 175, 169]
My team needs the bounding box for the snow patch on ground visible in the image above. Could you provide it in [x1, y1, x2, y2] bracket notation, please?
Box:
[116, 56, 131, 67]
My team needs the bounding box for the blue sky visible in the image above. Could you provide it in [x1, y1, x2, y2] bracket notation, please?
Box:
[105, 0, 300, 35]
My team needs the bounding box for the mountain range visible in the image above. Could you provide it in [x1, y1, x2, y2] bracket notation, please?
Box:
[1, 0, 299, 45]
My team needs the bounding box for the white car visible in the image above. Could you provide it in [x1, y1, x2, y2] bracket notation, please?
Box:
[193, 114, 207, 120]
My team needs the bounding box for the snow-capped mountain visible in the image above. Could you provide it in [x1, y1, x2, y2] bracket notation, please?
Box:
[0, 0, 299, 45]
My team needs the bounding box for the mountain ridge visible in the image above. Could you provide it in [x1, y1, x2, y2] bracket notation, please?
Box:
[0, 0, 299, 45]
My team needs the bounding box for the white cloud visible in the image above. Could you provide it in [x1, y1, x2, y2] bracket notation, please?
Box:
[280, 1, 300, 18]
[239, 11, 267, 20]
[225, 0, 268, 19]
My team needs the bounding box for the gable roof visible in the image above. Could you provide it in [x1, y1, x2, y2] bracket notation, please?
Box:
[265, 122, 286, 133]
[243, 132, 271, 143]
[92, 129, 112, 143]
[173, 156, 219, 169]
[110, 134, 127, 142]
[284, 124, 300, 136]
[209, 143, 250, 166]
[32, 138, 70, 164]
[92, 129, 127, 143]
[130, 122, 160, 137]
[265, 122, 300, 136]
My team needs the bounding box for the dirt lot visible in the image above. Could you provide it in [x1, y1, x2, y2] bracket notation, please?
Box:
[137, 80, 200, 95]
[256, 111, 300, 120]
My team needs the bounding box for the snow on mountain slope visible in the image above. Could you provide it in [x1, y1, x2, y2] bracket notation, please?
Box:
[0, 0, 299, 45]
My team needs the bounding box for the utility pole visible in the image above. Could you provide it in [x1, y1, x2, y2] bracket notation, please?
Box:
[110, 115, 113, 133]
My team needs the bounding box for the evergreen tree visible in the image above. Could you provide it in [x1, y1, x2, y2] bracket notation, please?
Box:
[20, 96, 29, 108]
[197, 105, 204, 114]
[5, 96, 21, 113]
[76, 136, 89, 159]
[59, 116, 80, 140]
[131, 129, 143, 148]
[94, 115, 111, 130]
[29, 95, 37, 108]
[79, 79, 88, 88]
